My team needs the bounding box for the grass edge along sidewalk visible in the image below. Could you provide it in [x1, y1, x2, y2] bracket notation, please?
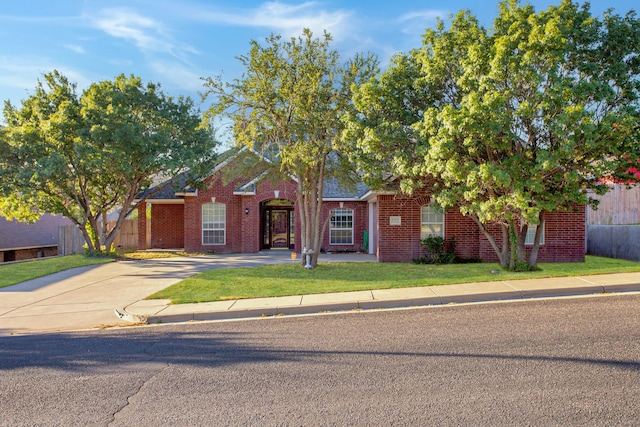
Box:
[148, 255, 640, 305]
[0, 254, 112, 289]
[0, 250, 190, 289]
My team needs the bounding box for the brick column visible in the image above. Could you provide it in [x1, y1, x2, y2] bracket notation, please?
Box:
[137, 202, 147, 250]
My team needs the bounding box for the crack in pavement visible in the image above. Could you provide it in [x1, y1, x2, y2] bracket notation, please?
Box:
[107, 340, 171, 426]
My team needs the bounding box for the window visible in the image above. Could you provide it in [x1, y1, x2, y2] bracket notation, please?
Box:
[524, 223, 545, 245]
[202, 203, 225, 245]
[330, 208, 353, 245]
[421, 204, 444, 239]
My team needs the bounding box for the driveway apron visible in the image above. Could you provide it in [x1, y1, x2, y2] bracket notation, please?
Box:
[0, 252, 324, 335]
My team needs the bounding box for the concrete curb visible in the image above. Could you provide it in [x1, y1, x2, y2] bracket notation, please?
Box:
[114, 308, 147, 324]
[119, 281, 640, 326]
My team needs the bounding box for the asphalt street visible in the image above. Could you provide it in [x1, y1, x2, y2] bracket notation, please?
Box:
[1, 292, 639, 426]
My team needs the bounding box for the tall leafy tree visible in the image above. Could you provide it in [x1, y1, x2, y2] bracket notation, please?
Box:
[0, 71, 218, 254]
[203, 29, 377, 267]
[346, 0, 640, 269]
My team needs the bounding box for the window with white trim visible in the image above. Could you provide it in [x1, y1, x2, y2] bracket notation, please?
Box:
[421, 204, 444, 239]
[524, 223, 544, 245]
[330, 208, 353, 245]
[202, 202, 225, 245]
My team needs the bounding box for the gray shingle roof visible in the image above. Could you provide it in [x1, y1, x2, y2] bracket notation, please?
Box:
[322, 177, 370, 199]
[139, 148, 371, 201]
[0, 214, 72, 250]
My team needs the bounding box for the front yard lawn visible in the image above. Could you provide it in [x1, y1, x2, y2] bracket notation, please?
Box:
[148, 255, 640, 304]
[0, 255, 113, 289]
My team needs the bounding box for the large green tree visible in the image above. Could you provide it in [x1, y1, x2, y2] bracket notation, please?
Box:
[346, 0, 640, 269]
[0, 71, 218, 254]
[203, 29, 377, 267]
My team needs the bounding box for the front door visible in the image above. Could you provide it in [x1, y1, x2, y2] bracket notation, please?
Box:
[270, 210, 289, 249]
[261, 199, 295, 250]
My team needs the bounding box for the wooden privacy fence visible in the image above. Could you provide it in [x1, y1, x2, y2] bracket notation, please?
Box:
[58, 225, 85, 256]
[58, 219, 139, 255]
[110, 219, 138, 250]
[587, 184, 640, 225]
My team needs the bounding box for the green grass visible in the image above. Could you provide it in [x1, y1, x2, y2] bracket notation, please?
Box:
[148, 255, 640, 304]
[0, 255, 113, 289]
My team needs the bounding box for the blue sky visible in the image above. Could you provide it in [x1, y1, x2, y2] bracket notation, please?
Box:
[1, 0, 636, 114]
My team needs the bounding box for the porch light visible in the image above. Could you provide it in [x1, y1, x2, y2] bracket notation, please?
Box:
[245, 207, 249, 215]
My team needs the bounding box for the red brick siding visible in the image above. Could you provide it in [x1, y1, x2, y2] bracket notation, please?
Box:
[535, 206, 586, 262]
[320, 201, 369, 253]
[478, 222, 504, 263]
[150, 204, 184, 249]
[1, 246, 58, 263]
[445, 210, 480, 260]
[137, 202, 147, 250]
[184, 171, 244, 253]
[478, 206, 586, 263]
[377, 193, 584, 263]
[377, 194, 424, 262]
[376, 194, 479, 262]
[139, 154, 585, 263]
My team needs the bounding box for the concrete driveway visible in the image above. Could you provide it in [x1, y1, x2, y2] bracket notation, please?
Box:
[0, 252, 347, 335]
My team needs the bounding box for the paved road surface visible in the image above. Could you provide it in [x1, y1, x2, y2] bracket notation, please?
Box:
[1, 293, 639, 426]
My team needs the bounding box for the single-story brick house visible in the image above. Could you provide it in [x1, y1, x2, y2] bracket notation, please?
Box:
[136, 150, 585, 263]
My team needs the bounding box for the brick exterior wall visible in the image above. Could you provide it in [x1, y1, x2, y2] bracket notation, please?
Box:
[478, 206, 586, 263]
[376, 193, 479, 262]
[150, 204, 184, 249]
[137, 202, 147, 250]
[138, 157, 585, 263]
[178, 171, 372, 255]
[320, 201, 369, 253]
[376, 194, 424, 262]
[1, 246, 58, 263]
[530, 206, 586, 262]
[376, 193, 585, 263]
[184, 170, 245, 253]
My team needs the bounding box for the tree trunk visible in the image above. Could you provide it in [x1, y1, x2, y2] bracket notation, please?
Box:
[87, 216, 102, 255]
[294, 154, 328, 269]
[500, 224, 510, 269]
[516, 222, 527, 263]
[297, 180, 309, 267]
[309, 155, 327, 268]
[103, 192, 140, 255]
[528, 212, 546, 268]
[78, 223, 95, 254]
[471, 215, 510, 269]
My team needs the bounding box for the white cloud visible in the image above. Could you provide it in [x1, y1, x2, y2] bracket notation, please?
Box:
[396, 9, 448, 35]
[149, 60, 203, 94]
[188, 1, 353, 40]
[89, 8, 199, 60]
[63, 44, 85, 54]
[0, 55, 92, 104]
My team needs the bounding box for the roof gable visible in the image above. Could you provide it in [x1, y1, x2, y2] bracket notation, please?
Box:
[141, 147, 371, 201]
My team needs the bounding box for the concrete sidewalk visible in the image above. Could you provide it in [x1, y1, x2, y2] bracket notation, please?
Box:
[125, 272, 640, 325]
[1, 251, 640, 335]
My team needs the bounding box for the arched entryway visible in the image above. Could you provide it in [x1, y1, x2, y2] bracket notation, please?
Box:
[260, 199, 295, 250]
